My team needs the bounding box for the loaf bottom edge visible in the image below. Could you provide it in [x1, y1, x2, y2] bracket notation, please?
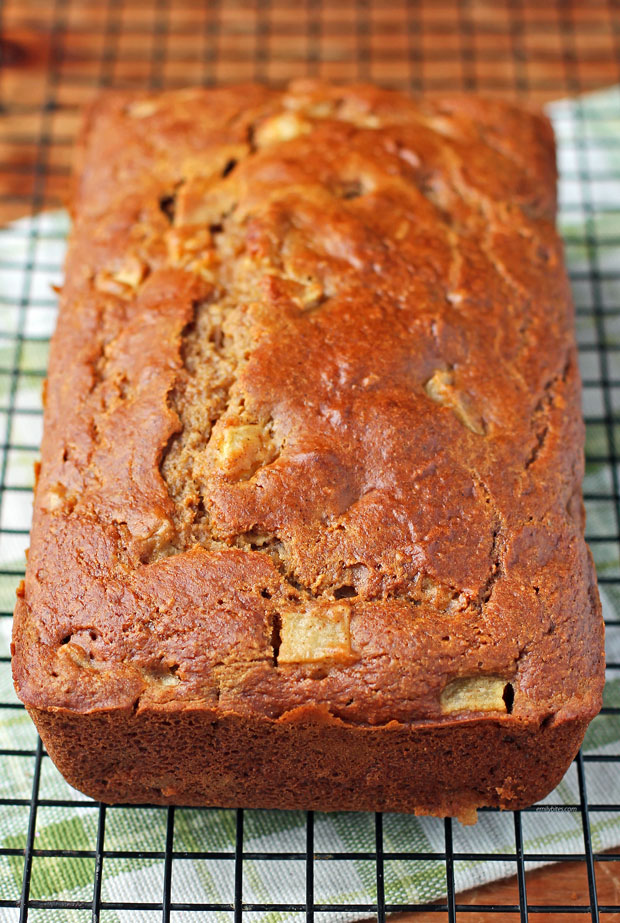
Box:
[27, 705, 589, 824]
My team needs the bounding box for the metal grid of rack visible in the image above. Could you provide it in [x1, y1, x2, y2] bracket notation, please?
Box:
[1, 0, 620, 919]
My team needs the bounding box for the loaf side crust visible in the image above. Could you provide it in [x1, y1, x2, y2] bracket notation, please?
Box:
[12, 82, 604, 816]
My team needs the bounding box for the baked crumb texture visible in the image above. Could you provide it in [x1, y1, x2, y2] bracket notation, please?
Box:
[12, 82, 604, 820]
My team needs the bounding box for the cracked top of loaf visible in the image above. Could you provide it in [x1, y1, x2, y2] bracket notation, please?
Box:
[13, 81, 604, 728]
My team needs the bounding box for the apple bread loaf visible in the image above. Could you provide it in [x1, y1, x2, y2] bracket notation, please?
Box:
[12, 81, 604, 820]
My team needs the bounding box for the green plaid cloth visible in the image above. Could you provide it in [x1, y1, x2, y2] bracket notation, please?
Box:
[1, 90, 620, 921]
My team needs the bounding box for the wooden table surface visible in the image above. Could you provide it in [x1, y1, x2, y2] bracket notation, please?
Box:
[1, 0, 620, 919]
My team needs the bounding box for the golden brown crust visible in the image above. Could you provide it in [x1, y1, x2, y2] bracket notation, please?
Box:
[12, 81, 604, 817]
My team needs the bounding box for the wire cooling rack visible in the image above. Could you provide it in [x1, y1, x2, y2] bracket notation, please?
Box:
[1, 0, 620, 920]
